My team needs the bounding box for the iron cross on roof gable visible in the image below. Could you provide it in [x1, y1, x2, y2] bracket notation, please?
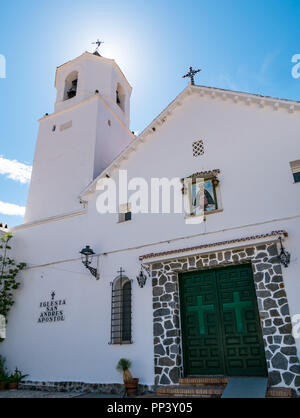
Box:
[182, 66, 202, 85]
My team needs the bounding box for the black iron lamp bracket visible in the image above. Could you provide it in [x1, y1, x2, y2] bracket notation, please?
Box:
[80, 245, 100, 280]
[85, 264, 99, 279]
[278, 236, 291, 268]
[137, 264, 150, 288]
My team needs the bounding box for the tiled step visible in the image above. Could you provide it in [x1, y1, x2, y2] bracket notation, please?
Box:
[267, 387, 296, 398]
[156, 385, 296, 398]
[157, 385, 223, 398]
[179, 376, 229, 386]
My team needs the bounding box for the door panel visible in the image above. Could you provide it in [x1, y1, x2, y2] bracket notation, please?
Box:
[179, 264, 267, 377]
[216, 266, 267, 376]
[179, 270, 225, 376]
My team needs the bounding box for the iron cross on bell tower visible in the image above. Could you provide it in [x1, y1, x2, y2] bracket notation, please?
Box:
[182, 66, 202, 85]
[92, 39, 104, 55]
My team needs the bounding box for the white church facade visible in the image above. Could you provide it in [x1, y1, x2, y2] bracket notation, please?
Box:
[1, 50, 300, 394]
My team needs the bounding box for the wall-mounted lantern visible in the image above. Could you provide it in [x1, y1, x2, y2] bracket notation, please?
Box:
[278, 237, 291, 268]
[79, 245, 99, 279]
[137, 266, 148, 288]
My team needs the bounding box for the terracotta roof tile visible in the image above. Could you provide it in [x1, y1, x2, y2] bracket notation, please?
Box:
[139, 230, 288, 261]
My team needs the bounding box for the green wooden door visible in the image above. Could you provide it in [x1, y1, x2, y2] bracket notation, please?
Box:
[179, 264, 267, 377]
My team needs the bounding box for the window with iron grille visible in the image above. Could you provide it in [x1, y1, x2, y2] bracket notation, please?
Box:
[110, 274, 132, 344]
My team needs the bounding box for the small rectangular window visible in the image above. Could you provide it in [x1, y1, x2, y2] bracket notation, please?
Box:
[118, 203, 132, 222]
[290, 160, 300, 183]
[293, 172, 300, 183]
[124, 211, 132, 221]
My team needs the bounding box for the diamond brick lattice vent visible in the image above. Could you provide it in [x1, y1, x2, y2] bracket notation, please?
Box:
[192, 140, 204, 157]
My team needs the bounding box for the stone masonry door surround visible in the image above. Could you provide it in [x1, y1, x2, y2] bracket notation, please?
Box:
[150, 243, 300, 393]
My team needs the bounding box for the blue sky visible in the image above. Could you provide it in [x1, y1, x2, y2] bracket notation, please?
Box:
[0, 0, 299, 226]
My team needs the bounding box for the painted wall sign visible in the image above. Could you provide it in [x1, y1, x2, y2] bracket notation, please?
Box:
[38, 291, 66, 324]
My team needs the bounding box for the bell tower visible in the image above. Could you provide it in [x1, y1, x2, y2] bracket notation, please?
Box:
[25, 52, 134, 223]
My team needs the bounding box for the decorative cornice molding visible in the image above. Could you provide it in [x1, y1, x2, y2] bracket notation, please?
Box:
[289, 105, 295, 113]
[139, 230, 288, 261]
[11, 209, 87, 231]
[182, 169, 220, 181]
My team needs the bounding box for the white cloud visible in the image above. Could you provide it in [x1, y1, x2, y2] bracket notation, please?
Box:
[260, 50, 281, 75]
[0, 155, 32, 184]
[0, 201, 25, 216]
[218, 73, 238, 91]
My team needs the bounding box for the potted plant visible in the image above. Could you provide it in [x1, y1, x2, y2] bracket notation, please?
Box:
[8, 368, 28, 390]
[116, 358, 139, 396]
[0, 356, 8, 390]
[0, 374, 7, 390]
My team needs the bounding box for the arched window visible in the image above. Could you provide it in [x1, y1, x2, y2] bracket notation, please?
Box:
[116, 83, 125, 111]
[64, 71, 78, 101]
[110, 274, 132, 344]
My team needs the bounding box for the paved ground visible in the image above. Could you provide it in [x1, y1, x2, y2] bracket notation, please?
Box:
[75, 393, 125, 398]
[0, 390, 80, 398]
[0, 390, 150, 398]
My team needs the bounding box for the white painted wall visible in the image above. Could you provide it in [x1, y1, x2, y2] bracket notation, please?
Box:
[25, 99, 98, 223]
[1, 250, 154, 384]
[93, 97, 135, 178]
[2, 78, 300, 386]
[2, 217, 300, 385]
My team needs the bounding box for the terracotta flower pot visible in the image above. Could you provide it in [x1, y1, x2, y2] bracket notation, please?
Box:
[0, 382, 6, 390]
[125, 378, 139, 395]
[8, 382, 18, 390]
